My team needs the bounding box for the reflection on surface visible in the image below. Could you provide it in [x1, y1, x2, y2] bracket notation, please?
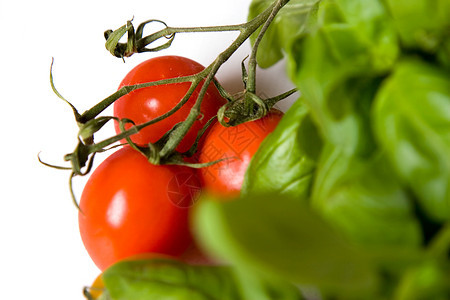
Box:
[107, 190, 127, 228]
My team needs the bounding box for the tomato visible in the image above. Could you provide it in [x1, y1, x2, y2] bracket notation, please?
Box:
[114, 55, 227, 152]
[198, 109, 284, 197]
[78, 147, 201, 270]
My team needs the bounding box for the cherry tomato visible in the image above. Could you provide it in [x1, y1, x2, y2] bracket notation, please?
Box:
[198, 109, 284, 197]
[78, 147, 201, 270]
[114, 55, 227, 152]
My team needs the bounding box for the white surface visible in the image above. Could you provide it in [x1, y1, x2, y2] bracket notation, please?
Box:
[0, 1, 296, 299]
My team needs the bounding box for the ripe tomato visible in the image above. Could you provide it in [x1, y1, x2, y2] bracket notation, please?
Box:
[114, 55, 227, 152]
[198, 109, 284, 197]
[78, 147, 201, 271]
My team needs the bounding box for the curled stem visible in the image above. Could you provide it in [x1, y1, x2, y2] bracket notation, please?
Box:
[50, 58, 81, 121]
[105, 18, 245, 59]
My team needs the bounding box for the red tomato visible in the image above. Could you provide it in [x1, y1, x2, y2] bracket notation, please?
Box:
[198, 109, 284, 197]
[78, 147, 201, 270]
[114, 55, 226, 152]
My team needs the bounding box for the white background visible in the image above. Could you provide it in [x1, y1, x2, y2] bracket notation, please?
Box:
[0, 1, 296, 299]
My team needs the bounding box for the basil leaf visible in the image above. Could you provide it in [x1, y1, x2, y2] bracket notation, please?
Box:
[394, 260, 450, 300]
[229, 268, 305, 300]
[373, 59, 450, 222]
[292, 38, 381, 157]
[242, 99, 322, 199]
[286, 0, 398, 156]
[311, 144, 423, 250]
[101, 257, 241, 300]
[193, 193, 379, 297]
[437, 37, 450, 70]
[317, 0, 399, 74]
[384, 0, 450, 55]
[101, 257, 302, 300]
[288, 0, 399, 76]
[248, 0, 319, 68]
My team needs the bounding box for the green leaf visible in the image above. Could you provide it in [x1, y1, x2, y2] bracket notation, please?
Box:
[293, 44, 381, 156]
[437, 36, 450, 70]
[394, 260, 450, 300]
[242, 99, 322, 199]
[193, 193, 379, 297]
[285, 0, 398, 156]
[248, 0, 320, 68]
[311, 144, 423, 251]
[373, 59, 450, 222]
[101, 257, 241, 300]
[229, 268, 305, 300]
[289, 0, 399, 75]
[384, 0, 450, 54]
[100, 257, 303, 300]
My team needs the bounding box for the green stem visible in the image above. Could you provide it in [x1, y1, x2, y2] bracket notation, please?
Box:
[137, 24, 245, 50]
[265, 87, 298, 107]
[86, 74, 205, 155]
[246, 0, 289, 94]
[158, 0, 283, 158]
[79, 74, 198, 123]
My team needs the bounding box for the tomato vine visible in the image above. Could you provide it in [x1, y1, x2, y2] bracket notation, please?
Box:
[42, 0, 297, 207]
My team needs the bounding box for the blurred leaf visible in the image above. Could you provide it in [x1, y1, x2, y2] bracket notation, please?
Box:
[394, 260, 450, 300]
[316, 0, 399, 72]
[384, 0, 450, 54]
[373, 59, 450, 222]
[242, 99, 322, 199]
[102, 257, 240, 300]
[101, 257, 303, 300]
[437, 37, 450, 70]
[312, 144, 423, 250]
[286, 0, 398, 156]
[193, 193, 379, 297]
[248, 0, 320, 68]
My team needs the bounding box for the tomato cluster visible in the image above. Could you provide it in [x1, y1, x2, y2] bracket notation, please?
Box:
[78, 56, 283, 270]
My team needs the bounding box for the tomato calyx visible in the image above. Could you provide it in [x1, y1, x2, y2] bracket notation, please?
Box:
[214, 1, 298, 128]
[217, 86, 297, 127]
[120, 115, 227, 168]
